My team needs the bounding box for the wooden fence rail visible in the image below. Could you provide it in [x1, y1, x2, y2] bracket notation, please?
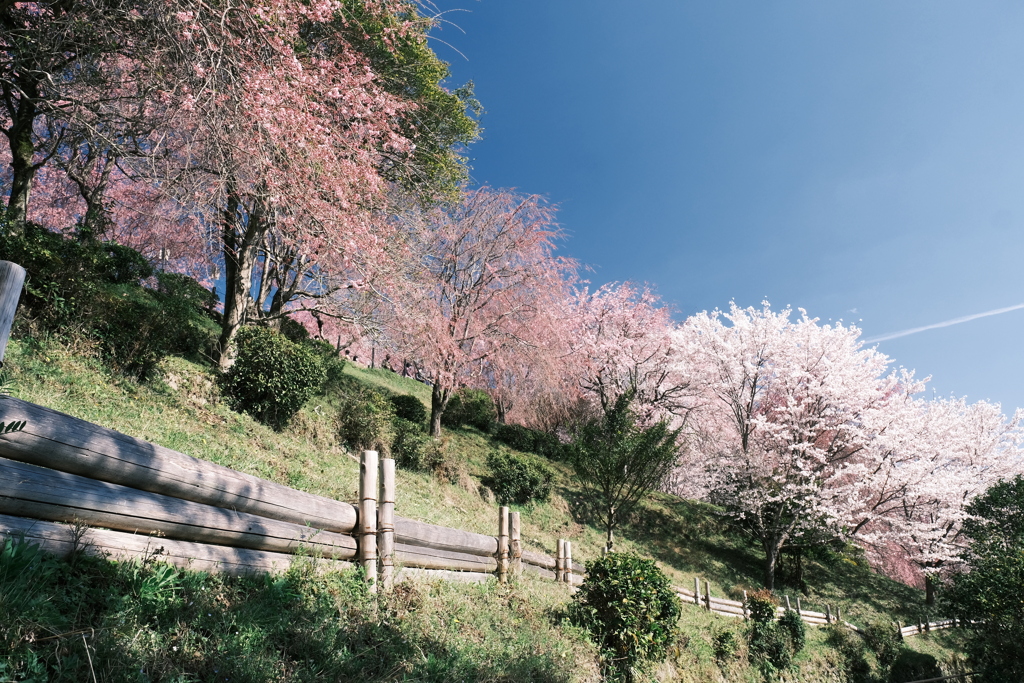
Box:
[0, 396, 581, 590]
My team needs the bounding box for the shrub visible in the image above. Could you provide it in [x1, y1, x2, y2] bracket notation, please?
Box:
[493, 423, 536, 451]
[744, 591, 797, 675]
[485, 449, 554, 505]
[220, 326, 327, 429]
[442, 388, 496, 431]
[336, 385, 395, 453]
[568, 552, 681, 682]
[390, 394, 427, 423]
[778, 608, 806, 654]
[713, 629, 739, 664]
[824, 624, 871, 683]
[888, 649, 941, 683]
[392, 418, 433, 470]
[862, 620, 901, 671]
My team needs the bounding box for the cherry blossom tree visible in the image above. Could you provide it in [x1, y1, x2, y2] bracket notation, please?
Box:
[383, 188, 575, 436]
[564, 282, 694, 425]
[680, 302, 916, 590]
[849, 396, 1022, 603]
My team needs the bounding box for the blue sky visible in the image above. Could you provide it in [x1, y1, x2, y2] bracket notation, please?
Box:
[430, 0, 1024, 412]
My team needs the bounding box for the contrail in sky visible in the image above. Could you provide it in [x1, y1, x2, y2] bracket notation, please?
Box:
[864, 303, 1024, 343]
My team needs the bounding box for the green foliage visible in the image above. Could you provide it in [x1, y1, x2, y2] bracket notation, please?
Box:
[335, 383, 396, 453]
[570, 391, 681, 548]
[485, 449, 554, 505]
[824, 624, 871, 683]
[335, 0, 481, 201]
[390, 393, 427, 423]
[778, 608, 806, 654]
[493, 423, 568, 460]
[568, 552, 681, 682]
[712, 629, 739, 664]
[746, 590, 777, 624]
[391, 417, 434, 470]
[888, 649, 941, 683]
[0, 223, 217, 379]
[745, 591, 792, 675]
[861, 620, 902, 671]
[945, 474, 1024, 682]
[220, 326, 327, 429]
[442, 387, 496, 432]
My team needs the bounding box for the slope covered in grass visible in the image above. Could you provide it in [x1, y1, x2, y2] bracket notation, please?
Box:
[1, 335, 967, 680]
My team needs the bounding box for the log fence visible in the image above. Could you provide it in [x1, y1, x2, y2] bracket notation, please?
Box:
[0, 396, 583, 589]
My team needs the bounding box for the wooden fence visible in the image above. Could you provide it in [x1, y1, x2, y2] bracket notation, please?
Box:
[677, 578, 854, 629]
[0, 396, 584, 589]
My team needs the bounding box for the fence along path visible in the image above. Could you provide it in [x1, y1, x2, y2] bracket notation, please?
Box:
[0, 395, 955, 634]
[0, 396, 584, 588]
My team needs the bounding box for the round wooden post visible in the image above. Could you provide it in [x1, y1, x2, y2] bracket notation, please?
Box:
[556, 538, 565, 583]
[826, 604, 832, 624]
[896, 620, 904, 641]
[509, 510, 522, 576]
[693, 577, 701, 606]
[785, 595, 791, 612]
[704, 580, 711, 611]
[564, 541, 573, 585]
[377, 455, 395, 591]
[796, 596, 802, 617]
[742, 590, 749, 620]
[359, 450, 379, 592]
[497, 505, 510, 583]
[837, 605, 842, 625]
[0, 261, 26, 365]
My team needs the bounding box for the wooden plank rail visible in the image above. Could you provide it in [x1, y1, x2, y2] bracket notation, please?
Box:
[395, 543, 498, 572]
[394, 516, 497, 557]
[0, 513, 351, 576]
[0, 457, 357, 559]
[0, 397, 358, 533]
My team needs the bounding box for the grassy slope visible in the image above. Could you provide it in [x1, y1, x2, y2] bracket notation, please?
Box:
[2, 336, 965, 681]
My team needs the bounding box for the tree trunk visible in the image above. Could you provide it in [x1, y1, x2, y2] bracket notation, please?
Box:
[3, 88, 39, 237]
[605, 506, 616, 552]
[763, 538, 782, 591]
[215, 193, 267, 370]
[925, 574, 937, 606]
[429, 381, 451, 437]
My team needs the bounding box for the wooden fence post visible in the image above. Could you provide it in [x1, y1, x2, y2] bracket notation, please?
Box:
[826, 605, 832, 624]
[556, 539, 565, 582]
[497, 505, 509, 583]
[704, 580, 711, 611]
[896, 621, 904, 641]
[837, 606, 842, 624]
[509, 510, 522, 576]
[693, 577, 700, 606]
[785, 595, 791, 612]
[742, 590, 749, 620]
[796, 597, 802, 617]
[0, 261, 26, 365]
[378, 455, 395, 591]
[564, 541, 573, 585]
[359, 450, 378, 592]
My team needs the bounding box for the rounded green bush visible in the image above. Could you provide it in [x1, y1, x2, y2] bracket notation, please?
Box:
[442, 388, 496, 431]
[568, 552, 681, 682]
[220, 326, 327, 429]
[390, 394, 427, 423]
[336, 385, 395, 453]
[485, 449, 553, 505]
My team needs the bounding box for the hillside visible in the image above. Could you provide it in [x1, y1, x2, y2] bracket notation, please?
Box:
[0, 335, 972, 682]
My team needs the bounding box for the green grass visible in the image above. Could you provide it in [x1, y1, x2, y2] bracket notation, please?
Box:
[0, 535, 598, 682]
[0, 334, 972, 681]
